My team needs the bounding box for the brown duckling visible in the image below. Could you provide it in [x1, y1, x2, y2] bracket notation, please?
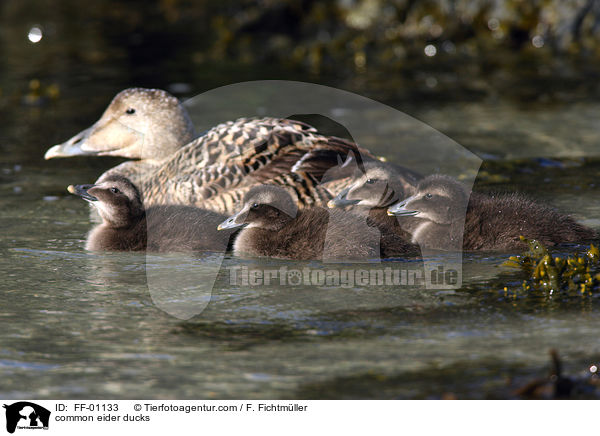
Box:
[217, 185, 396, 260]
[328, 161, 421, 229]
[68, 175, 233, 252]
[388, 174, 596, 251]
[47, 88, 377, 215]
[327, 161, 421, 257]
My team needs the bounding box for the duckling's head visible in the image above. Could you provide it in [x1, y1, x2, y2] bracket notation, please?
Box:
[68, 175, 144, 228]
[218, 185, 298, 232]
[327, 162, 419, 209]
[387, 175, 469, 225]
[46, 88, 195, 162]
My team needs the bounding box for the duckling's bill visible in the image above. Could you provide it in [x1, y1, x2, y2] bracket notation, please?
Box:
[387, 200, 419, 217]
[217, 210, 247, 230]
[327, 187, 360, 208]
[67, 184, 98, 202]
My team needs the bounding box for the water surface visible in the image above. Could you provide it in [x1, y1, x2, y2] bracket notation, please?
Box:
[1, 106, 599, 398]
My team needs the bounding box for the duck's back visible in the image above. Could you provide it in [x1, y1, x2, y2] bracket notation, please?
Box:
[233, 207, 329, 260]
[464, 193, 596, 250]
[233, 207, 382, 260]
[86, 206, 234, 252]
[321, 209, 383, 260]
[86, 220, 147, 252]
[140, 118, 375, 214]
[146, 206, 234, 252]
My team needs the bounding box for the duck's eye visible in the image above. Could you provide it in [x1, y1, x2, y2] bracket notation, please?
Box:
[110, 187, 120, 194]
[366, 178, 377, 185]
[425, 193, 433, 199]
[252, 203, 259, 209]
[125, 108, 136, 115]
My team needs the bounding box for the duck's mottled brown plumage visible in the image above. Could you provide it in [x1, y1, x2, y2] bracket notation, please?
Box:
[140, 117, 373, 214]
[47, 88, 377, 215]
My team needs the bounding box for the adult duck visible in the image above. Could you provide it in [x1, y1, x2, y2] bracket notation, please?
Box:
[46, 88, 375, 214]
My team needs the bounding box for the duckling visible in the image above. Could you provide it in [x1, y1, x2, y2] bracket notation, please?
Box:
[327, 161, 421, 256]
[388, 175, 597, 251]
[217, 184, 400, 260]
[328, 161, 420, 227]
[46, 88, 377, 214]
[68, 175, 233, 252]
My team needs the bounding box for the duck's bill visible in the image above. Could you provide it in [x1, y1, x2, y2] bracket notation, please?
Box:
[327, 187, 360, 208]
[387, 203, 419, 217]
[217, 211, 247, 231]
[67, 184, 98, 202]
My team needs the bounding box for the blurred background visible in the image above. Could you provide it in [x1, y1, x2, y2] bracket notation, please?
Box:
[2, 0, 600, 166]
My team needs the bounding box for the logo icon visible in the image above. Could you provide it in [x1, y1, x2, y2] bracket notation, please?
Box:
[3, 402, 50, 434]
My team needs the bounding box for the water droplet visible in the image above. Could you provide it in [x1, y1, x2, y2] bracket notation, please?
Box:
[442, 41, 456, 54]
[425, 77, 438, 88]
[424, 44, 437, 57]
[28, 26, 43, 43]
[429, 24, 443, 38]
[532, 35, 544, 48]
[354, 51, 366, 70]
[487, 18, 500, 31]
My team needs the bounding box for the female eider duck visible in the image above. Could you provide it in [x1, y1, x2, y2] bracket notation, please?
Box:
[387, 175, 597, 251]
[217, 184, 409, 260]
[47, 88, 376, 214]
[327, 161, 421, 256]
[68, 175, 234, 252]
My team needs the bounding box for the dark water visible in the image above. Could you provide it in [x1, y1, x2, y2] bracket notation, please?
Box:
[2, 2, 600, 399]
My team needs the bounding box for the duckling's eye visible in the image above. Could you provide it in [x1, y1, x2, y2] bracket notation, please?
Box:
[366, 178, 377, 185]
[110, 187, 121, 194]
[252, 203, 259, 209]
[125, 108, 136, 115]
[425, 193, 433, 199]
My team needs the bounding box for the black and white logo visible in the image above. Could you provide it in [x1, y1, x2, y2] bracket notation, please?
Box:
[3, 402, 50, 434]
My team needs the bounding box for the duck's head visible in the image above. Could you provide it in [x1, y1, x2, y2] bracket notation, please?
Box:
[387, 175, 468, 225]
[327, 162, 420, 209]
[68, 175, 144, 227]
[218, 185, 298, 232]
[46, 88, 195, 162]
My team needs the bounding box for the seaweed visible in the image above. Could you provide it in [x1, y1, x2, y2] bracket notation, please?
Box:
[503, 237, 600, 295]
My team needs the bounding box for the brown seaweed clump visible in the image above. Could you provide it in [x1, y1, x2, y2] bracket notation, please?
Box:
[504, 237, 600, 295]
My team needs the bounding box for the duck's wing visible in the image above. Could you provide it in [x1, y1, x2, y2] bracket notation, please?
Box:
[154, 117, 318, 180]
[184, 146, 376, 215]
[142, 118, 377, 213]
[196, 171, 332, 214]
